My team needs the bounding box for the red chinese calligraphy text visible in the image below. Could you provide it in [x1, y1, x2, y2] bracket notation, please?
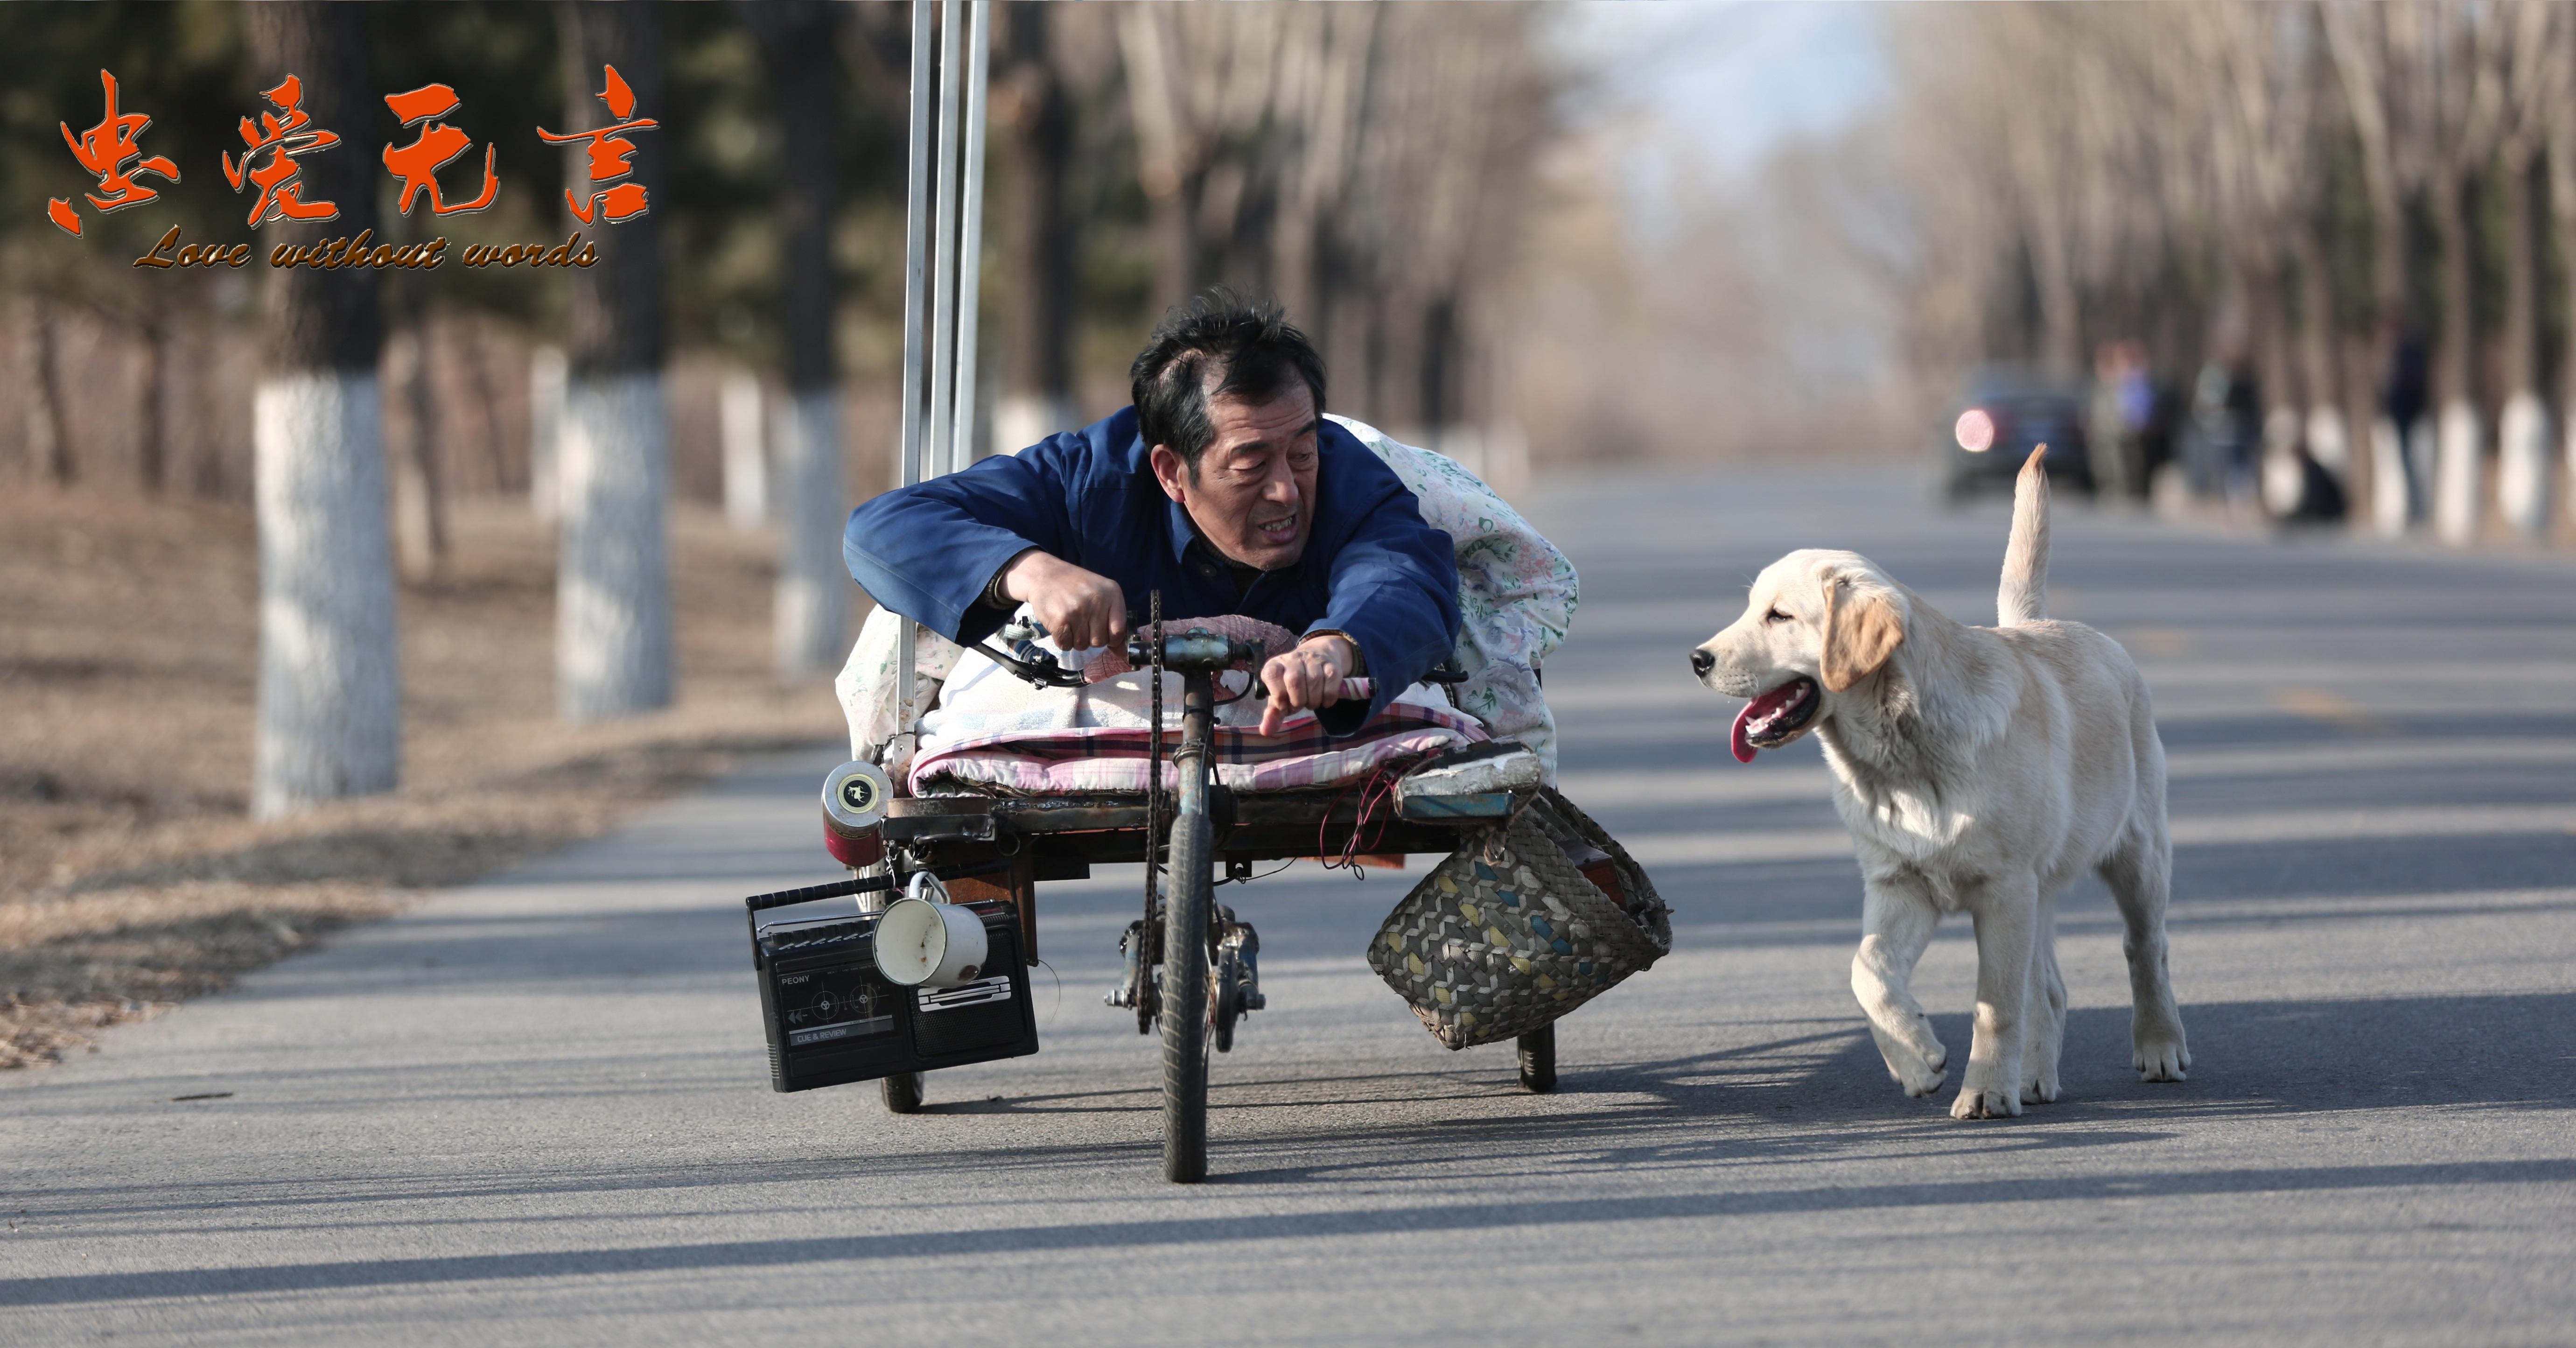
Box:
[382, 84, 500, 217]
[536, 64, 657, 225]
[50, 70, 179, 238]
[223, 75, 342, 228]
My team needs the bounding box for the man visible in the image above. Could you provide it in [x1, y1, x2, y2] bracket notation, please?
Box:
[844, 293, 1461, 738]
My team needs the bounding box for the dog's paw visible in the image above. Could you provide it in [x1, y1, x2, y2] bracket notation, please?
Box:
[2134, 1037, 2190, 1083]
[1876, 1028, 1949, 1097]
[2020, 1070, 2060, 1105]
[1951, 1086, 2023, 1120]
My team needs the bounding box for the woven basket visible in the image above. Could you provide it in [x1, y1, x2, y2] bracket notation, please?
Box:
[1367, 789, 1671, 1049]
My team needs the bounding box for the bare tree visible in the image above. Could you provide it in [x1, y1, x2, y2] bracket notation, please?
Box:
[1267, 4, 1383, 336]
[1355, 5, 1548, 435]
[1107, 2, 1547, 444]
[2284, 7, 2359, 506]
[28, 295, 73, 486]
[2418, 4, 2504, 545]
[992, 0, 1084, 451]
[136, 313, 169, 496]
[2555, 4, 2576, 533]
[749, 0, 845, 678]
[2188, 1, 2331, 514]
[2492, 2, 2561, 538]
[1117, 3, 1288, 307]
[555, 1, 672, 721]
[389, 260, 449, 582]
[246, 0, 401, 817]
[2324, 1, 2433, 533]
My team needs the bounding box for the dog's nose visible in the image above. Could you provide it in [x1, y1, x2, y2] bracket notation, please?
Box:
[1689, 647, 1715, 678]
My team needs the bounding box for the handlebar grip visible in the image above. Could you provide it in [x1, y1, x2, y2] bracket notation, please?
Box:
[745, 872, 896, 913]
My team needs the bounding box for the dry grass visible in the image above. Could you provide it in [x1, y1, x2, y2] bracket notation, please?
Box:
[0, 486, 855, 1067]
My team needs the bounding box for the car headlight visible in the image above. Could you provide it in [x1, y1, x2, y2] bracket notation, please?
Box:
[1953, 407, 1996, 454]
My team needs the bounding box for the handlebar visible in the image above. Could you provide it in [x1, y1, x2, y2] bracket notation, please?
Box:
[1129, 627, 1263, 673]
[979, 616, 1471, 695]
[972, 624, 1262, 688]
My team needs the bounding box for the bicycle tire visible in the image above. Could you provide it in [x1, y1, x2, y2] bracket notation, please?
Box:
[882, 1071, 926, 1114]
[1161, 811, 1213, 1183]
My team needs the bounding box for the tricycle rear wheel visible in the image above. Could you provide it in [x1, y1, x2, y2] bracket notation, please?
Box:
[1517, 1025, 1557, 1094]
[882, 1071, 925, 1113]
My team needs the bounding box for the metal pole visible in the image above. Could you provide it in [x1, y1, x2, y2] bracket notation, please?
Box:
[950, 0, 992, 476]
[927, 0, 965, 480]
[899, 0, 935, 494]
[895, 0, 937, 729]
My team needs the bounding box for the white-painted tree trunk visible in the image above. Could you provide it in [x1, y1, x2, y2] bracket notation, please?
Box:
[529, 344, 567, 521]
[253, 373, 401, 818]
[389, 327, 441, 580]
[992, 393, 1079, 459]
[2496, 392, 2551, 541]
[2433, 399, 2483, 546]
[721, 368, 768, 529]
[558, 374, 672, 720]
[2369, 416, 2414, 538]
[2565, 414, 2576, 538]
[773, 389, 845, 678]
[2260, 406, 2306, 518]
[2304, 406, 2349, 479]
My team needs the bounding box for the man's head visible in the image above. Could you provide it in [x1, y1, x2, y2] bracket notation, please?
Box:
[1131, 291, 1329, 572]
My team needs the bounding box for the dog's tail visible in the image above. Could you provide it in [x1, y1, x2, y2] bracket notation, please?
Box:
[1997, 444, 2050, 626]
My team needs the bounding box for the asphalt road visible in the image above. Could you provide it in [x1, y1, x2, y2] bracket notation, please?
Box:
[7, 470, 2576, 1346]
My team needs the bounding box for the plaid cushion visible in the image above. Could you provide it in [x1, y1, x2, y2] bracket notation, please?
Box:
[911, 702, 1484, 795]
[908, 614, 1486, 794]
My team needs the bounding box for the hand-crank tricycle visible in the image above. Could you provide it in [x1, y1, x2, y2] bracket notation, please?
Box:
[746, 617, 1568, 1184]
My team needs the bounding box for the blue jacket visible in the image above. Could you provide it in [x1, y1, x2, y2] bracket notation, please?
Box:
[843, 407, 1461, 734]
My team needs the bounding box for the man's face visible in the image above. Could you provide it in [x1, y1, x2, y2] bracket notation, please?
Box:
[1149, 380, 1319, 572]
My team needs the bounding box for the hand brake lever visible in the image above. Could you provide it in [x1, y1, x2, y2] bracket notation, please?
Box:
[977, 617, 1089, 688]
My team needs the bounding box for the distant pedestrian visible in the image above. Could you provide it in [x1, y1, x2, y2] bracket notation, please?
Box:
[2377, 321, 2429, 523]
[2088, 339, 2157, 500]
[2188, 352, 2261, 502]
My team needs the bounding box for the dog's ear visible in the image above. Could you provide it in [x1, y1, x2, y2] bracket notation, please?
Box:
[1820, 577, 1904, 692]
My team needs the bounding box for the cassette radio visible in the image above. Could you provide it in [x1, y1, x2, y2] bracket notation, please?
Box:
[747, 875, 1039, 1093]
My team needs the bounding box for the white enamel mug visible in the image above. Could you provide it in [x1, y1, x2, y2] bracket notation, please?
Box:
[873, 878, 990, 988]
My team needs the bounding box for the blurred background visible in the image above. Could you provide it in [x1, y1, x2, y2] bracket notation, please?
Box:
[16, 3, 2576, 543]
[7, 1, 2576, 1061]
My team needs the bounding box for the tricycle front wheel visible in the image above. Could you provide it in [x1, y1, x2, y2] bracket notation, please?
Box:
[882, 1071, 926, 1113]
[1160, 812, 1213, 1183]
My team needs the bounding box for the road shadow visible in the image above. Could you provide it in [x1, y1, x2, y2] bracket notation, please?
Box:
[1771, 992, 2576, 1124]
[13, 1151, 2575, 1306]
[10, 929, 2576, 1302]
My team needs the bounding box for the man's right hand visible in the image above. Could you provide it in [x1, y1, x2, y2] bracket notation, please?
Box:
[999, 550, 1127, 652]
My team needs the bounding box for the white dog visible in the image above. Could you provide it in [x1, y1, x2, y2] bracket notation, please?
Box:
[1689, 449, 2188, 1118]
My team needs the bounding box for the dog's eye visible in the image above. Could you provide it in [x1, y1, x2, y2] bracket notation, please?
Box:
[1765, 607, 1792, 624]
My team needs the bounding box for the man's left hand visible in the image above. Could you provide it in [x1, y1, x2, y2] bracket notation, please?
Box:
[1258, 634, 1359, 736]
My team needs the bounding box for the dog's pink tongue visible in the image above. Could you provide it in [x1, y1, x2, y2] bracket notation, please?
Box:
[1730, 702, 1758, 764]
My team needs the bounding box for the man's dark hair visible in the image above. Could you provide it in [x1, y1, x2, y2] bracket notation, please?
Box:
[1130, 289, 1328, 471]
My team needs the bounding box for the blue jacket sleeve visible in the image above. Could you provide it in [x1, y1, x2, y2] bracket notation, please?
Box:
[1311, 468, 1461, 734]
[842, 437, 1081, 646]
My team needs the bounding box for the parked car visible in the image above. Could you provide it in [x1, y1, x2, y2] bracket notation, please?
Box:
[1938, 367, 2097, 501]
